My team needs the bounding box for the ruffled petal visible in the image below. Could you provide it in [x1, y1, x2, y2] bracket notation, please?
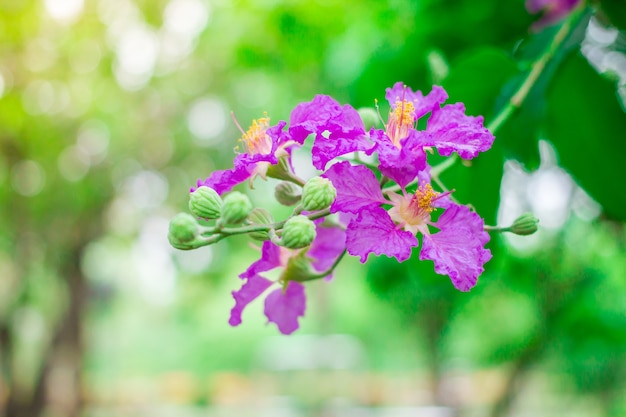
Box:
[311, 121, 372, 170]
[385, 82, 449, 120]
[322, 161, 386, 214]
[239, 240, 283, 280]
[419, 203, 492, 291]
[346, 207, 419, 263]
[423, 103, 495, 160]
[371, 129, 427, 189]
[192, 153, 277, 195]
[264, 281, 306, 335]
[289, 95, 347, 144]
[229, 274, 273, 327]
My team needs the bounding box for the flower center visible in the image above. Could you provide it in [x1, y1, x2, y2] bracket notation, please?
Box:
[239, 116, 272, 155]
[398, 184, 438, 228]
[386, 100, 416, 148]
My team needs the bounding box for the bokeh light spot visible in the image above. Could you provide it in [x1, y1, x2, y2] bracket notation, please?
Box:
[11, 160, 46, 196]
[186, 97, 227, 145]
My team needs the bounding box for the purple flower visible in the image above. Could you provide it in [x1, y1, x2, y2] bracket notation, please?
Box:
[192, 117, 292, 195]
[323, 160, 491, 291]
[371, 82, 494, 188]
[229, 223, 345, 334]
[526, 0, 580, 30]
[289, 95, 375, 171]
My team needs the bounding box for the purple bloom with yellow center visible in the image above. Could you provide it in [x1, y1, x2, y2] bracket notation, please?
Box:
[371, 82, 495, 188]
[323, 161, 491, 291]
[229, 223, 345, 334]
[192, 115, 294, 195]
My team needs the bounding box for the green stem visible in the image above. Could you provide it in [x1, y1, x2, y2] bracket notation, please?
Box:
[486, 7, 583, 134]
[201, 207, 332, 238]
[300, 249, 348, 282]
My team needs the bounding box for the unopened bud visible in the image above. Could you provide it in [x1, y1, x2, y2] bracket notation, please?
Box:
[189, 186, 222, 219]
[168, 213, 201, 249]
[302, 177, 336, 211]
[509, 213, 539, 236]
[221, 191, 252, 225]
[358, 107, 379, 130]
[280, 215, 316, 249]
[274, 182, 302, 206]
[247, 207, 274, 241]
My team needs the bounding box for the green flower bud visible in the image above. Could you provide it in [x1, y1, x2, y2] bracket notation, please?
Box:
[301, 177, 336, 211]
[358, 107, 380, 130]
[168, 213, 201, 249]
[280, 215, 316, 249]
[221, 191, 253, 225]
[509, 213, 539, 236]
[189, 186, 222, 219]
[274, 181, 302, 206]
[247, 207, 274, 241]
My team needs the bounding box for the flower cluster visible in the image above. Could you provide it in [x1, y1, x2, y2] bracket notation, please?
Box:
[169, 81, 517, 334]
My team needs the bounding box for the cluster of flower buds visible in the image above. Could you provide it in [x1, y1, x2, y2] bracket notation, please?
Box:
[168, 81, 538, 334]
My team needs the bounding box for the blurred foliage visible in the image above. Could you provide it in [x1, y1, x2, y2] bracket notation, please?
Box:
[0, 0, 625, 416]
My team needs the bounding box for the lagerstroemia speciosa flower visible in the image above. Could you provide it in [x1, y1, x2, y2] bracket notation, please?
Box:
[526, 0, 580, 30]
[192, 116, 294, 195]
[229, 223, 345, 334]
[310, 82, 495, 291]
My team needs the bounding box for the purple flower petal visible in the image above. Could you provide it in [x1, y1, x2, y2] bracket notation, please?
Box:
[308, 225, 346, 277]
[322, 161, 386, 214]
[264, 281, 306, 335]
[229, 274, 273, 327]
[289, 95, 347, 144]
[420, 203, 492, 292]
[289, 95, 373, 170]
[371, 129, 427, 189]
[385, 82, 449, 120]
[346, 207, 418, 263]
[423, 103, 495, 160]
[240, 241, 283, 280]
[311, 121, 372, 170]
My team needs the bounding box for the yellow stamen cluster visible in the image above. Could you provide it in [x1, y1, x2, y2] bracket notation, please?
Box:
[411, 184, 438, 216]
[393, 100, 415, 127]
[387, 100, 416, 148]
[239, 116, 271, 155]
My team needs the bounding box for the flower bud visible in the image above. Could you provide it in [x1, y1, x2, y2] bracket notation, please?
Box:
[509, 213, 539, 236]
[189, 186, 222, 219]
[280, 215, 316, 249]
[358, 107, 379, 130]
[221, 191, 252, 225]
[301, 177, 336, 211]
[274, 182, 302, 206]
[247, 207, 274, 241]
[168, 213, 201, 249]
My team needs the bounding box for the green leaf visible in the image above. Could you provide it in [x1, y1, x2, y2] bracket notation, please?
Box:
[545, 51, 626, 220]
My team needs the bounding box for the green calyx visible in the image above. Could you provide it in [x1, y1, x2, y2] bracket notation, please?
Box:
[189, 186, 222, 219]
[221, 191, 253, 225]
[358, 107, 380, 130]
[280, 215, 316, 249]
[301, 177, 336, 211]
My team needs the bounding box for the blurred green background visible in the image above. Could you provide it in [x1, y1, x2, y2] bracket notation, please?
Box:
[1, 0, 625, 416]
